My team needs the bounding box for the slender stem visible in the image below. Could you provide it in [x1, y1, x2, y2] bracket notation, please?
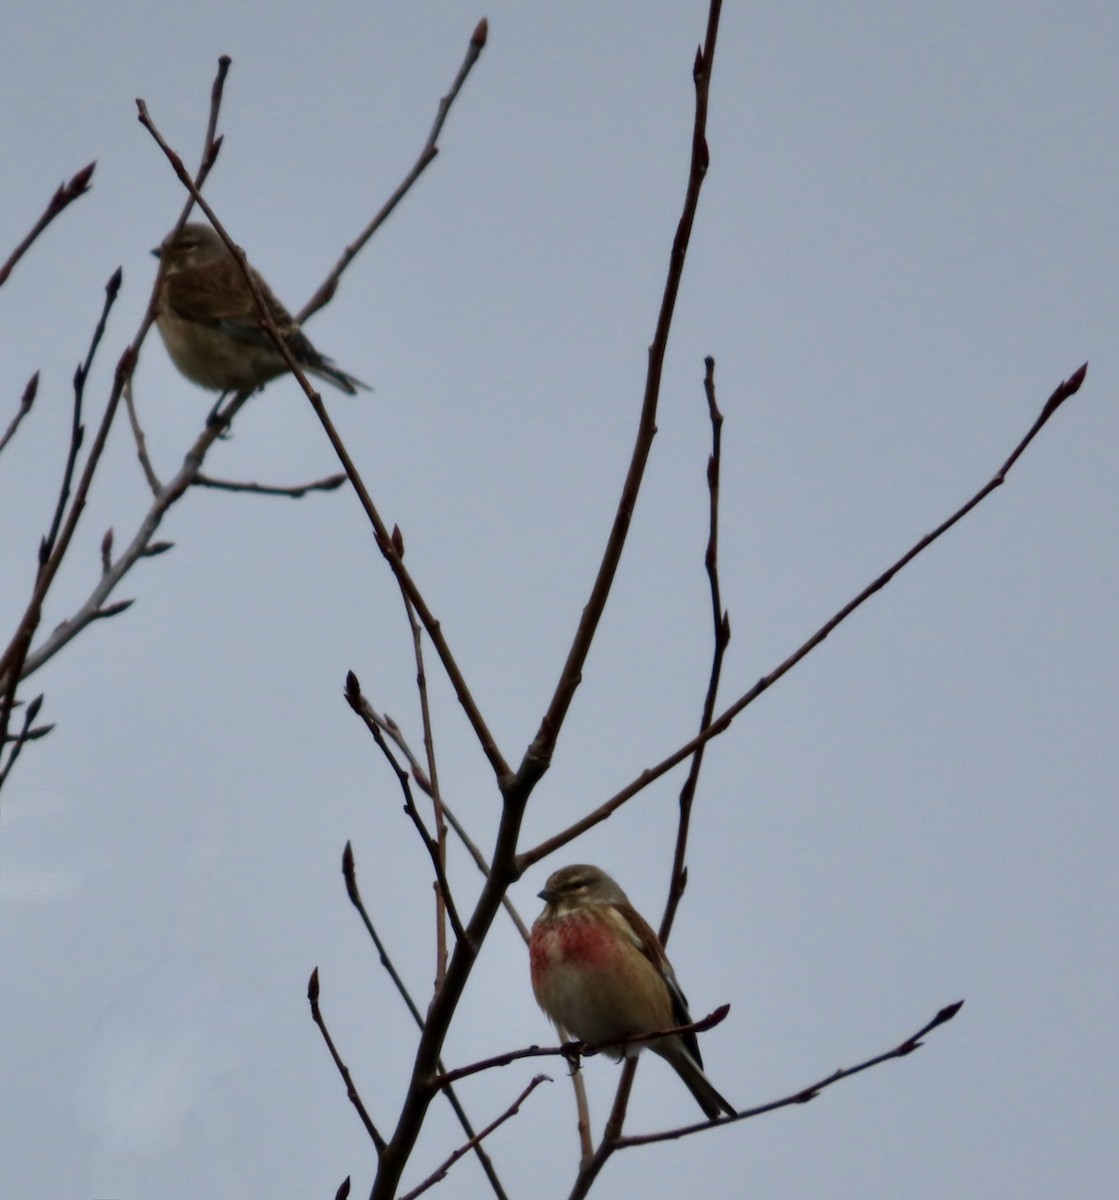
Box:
[517, 361, 1089, 871]
[516, 0, 724, 795]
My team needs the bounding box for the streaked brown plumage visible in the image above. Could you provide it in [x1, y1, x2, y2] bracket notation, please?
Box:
[153, 223, 368, 395]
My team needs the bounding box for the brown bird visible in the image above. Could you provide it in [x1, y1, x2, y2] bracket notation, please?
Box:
[152, 223, 368, 395]
[530, 863, 736, 1119]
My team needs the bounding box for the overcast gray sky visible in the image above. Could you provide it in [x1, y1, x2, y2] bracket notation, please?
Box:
[2, 4, 1116, 1198]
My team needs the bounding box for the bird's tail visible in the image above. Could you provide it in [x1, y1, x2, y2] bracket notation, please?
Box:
[660, 1040, 737, 1119]
[307, 360, 371, 395]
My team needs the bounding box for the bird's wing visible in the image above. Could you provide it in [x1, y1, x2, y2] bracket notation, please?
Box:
[164, 262, 305, 347]
[610, 900, 705, 1068]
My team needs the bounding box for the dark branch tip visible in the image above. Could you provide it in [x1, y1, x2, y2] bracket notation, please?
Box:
[71, 161, 96, 190]
[933, 999, 965, 1026]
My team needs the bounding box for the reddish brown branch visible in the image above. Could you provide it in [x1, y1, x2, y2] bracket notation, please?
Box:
[660, 355, 730, 946]
[517, 1, 723, 796]
[41, 268, 122, 563]
[398, 1072, 546, 1200]
[344, 673, 467, 946]
[0, 373, 39, 458]
[0, 273, 127, 761]
[432, 1006, 731, 1089]
[517, 361, 1089, 871]
[563, 1000, 963, 1200]
[370, 10, 727, 1198]
[0, 162, 95, 290]
[4, 58, 241, 706]
[193, 471, 348, 497]
[136, 104, 512, 782]
[308, 967, 386, 1153]
[298, 19, 488, 323]
[340, 843, 512, 1200]
[617, 1000, 965, 1147]
[0, 694, 54, 787]
[391, 527, 451, 987]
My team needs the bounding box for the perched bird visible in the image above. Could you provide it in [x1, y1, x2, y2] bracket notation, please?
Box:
[152, 223, 368, 395]
[530, 863, 735, 1119]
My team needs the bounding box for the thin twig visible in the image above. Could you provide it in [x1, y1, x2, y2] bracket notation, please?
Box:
[0, 373, 39, 458]
[133, 55, 232, 470]
[308, 967, 386, 1153]
[371, 11, 727, 1197]
[193, 471, 348, 497]
[432, 1007, 731, 1089]
[344, 673, 468, 947]
[660, 355, 729, 946]
[137, 104, 513, 788]
[0, 303, 132, 755]
[0, 162, 95, 290]
[392, 525, 450, 987]
[298, 18, 488, 323]
[123, 373, 161, 494]
[8, 60, 239, 688]
[397, 1073, 547, 1200]
[617, 1000, 965, 1147]
[336, 680, 532, 943]
[12, 389, 253, 683]
[517, 361, 1090, 872]
[564, 1000, 963, 1199]
[42, 268, 122, 562]
[0, 694, 54, 787]
[442, 801, 532, 944]
[341, 843, 512, 1200]
[516, 0, 723, 797]
[4, 57, 239, 698]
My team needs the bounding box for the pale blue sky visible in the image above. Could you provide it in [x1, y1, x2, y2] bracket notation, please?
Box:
[2, 4, 1116, 1198]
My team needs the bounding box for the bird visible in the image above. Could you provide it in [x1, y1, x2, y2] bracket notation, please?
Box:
[152, 223, 369, 395]
[529, 863, 735, 1119]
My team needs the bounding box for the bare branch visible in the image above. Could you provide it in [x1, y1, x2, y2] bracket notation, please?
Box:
[390, 527, 451, 987]
[517, 361, 1090, 872]
[0, 694, 52, 787]
[398, 1072, 547, 1200]
[41, 268, 123, 563]
[123, 373, 162, 495]
[516, 0, 723, 795]
[616, 1000, 965, 1147]
[433, 1007, 731, 1089]
[308, 967, 386, 1153]
[13, 390, 252, 683]
[298, 19, 489, 323]
[340, 844, 512, 1200]
[0, 162, 95, 290]
[137, 102, 512, 788]
[370, 12, 728, 1198]
[0, 333, 133, 752]
[352, 694, 534, 944]
[0, 373, 39, 458]
[660, 355, 730, 946]
[344, 673, 468, 947]
[193, 471, 348, 498]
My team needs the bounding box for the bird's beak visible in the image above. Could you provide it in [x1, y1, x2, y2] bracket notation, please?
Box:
[538, 887, 556, 903]
[150, 246, 161, 259]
